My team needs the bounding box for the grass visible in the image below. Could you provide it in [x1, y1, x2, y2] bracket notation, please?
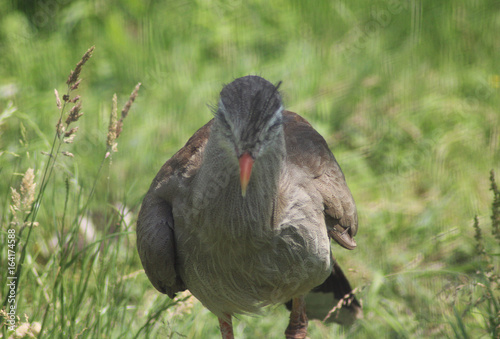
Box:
[0, 0, 499, 338]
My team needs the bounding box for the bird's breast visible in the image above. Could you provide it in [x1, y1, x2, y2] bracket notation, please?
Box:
[173, 175, 332, 317]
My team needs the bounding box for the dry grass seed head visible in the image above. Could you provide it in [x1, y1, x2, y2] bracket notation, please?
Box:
[65, 102, 83, 125]
[55, 118, 65, 137]
[66, 46, 95, 86]
[64, 127, 79, 138]
[323, 287, 360, 322]
[21, 168, 36, 210]
[63, 134, 76, 144]
[14, 314, 41, 338]
[54, 89, 62, 109]
[10, 187, 21, 224]
[107, 94, 118, 152]
[116, 82, 141, 139]
[9, 168, 36, 227]
[64, 127, 79, 143]
[490, 170, 500, 243]
[61, 151, 74, 158]
[70, 79, 82, 91]
[473, 216, 485, 257]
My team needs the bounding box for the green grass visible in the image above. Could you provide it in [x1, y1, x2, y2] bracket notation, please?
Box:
[1, 0, 499, 338]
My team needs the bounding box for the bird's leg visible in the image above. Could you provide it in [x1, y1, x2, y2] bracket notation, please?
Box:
[218, 314, 234, 339]
[285, 296, 308, 339]
[285, 297, 308, 338]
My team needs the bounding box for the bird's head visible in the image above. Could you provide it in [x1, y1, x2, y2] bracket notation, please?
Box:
[214, 75, 284, 197]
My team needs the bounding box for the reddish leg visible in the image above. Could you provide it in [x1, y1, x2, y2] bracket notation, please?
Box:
[285, 296, 308, 339]
[218, 314, 234, 339]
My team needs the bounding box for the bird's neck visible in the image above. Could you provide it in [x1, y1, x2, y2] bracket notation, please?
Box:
[192, 130, 285, 242]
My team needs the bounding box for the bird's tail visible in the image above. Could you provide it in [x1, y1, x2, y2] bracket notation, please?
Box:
[286, 258, 362, 325]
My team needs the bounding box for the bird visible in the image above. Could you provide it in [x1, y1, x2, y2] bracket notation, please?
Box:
[137, 75, 361, 338]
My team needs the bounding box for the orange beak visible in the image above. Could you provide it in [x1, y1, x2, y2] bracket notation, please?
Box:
[238, 152, 254, 197]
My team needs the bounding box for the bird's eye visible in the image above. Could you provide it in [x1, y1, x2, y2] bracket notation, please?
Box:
[269, 121, 280, 130]
[267, 118, 282, 132]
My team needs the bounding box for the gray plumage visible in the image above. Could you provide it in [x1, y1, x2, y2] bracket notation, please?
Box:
[137, 75, 360, 327]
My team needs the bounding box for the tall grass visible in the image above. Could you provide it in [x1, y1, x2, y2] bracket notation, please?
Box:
[1, 0, 499, 338]
[1, 47, 146, 338]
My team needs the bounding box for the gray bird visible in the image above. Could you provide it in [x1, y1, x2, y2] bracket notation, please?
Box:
[137, 75, 361, 338]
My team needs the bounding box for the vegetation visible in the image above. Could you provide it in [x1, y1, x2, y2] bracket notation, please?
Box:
[1, 0, 498, 337]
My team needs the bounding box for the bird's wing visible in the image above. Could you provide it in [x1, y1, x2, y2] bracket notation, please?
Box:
[136, 119, 213, 298]
[283, 110, 358, 249]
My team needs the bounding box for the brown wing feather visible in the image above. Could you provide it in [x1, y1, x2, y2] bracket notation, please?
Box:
[282, 111, 358, 249]
[136, 119, 213, 298]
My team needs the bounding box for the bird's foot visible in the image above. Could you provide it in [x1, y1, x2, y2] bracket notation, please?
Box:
[284, 321, 308, 339]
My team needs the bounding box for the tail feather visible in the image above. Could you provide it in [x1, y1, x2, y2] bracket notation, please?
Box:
[286, 259, 362, 325]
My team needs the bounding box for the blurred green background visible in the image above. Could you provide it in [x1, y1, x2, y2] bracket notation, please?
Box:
[1, 0, 499, 338]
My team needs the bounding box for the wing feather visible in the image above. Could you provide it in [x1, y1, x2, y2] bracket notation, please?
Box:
[136, 120, 213, 297]
[283, 111, 358, 249]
